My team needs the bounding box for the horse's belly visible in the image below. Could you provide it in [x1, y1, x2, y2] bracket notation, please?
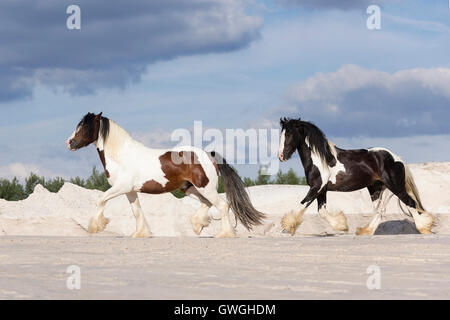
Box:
[327, 170, 376, 192]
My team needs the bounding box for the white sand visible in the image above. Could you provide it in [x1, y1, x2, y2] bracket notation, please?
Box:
[1, 235, 450, 299]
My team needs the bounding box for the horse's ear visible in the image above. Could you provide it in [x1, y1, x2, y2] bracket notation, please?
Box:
[295, 117, 302, 127]
[95, 112, 103, 120]
[280, 117, 288, 126]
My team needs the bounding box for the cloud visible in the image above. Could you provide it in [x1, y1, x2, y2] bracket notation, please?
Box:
[277, 0, 386, 10]
[384, 13, 450, 34]
[0, 162, 62, 180]
[0, 0, 262, 101]
[280, 65, 450, 137]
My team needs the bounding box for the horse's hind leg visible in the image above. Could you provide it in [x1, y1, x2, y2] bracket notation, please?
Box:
[317, 192, 348, 232]
[183, 184, 212, 235]
[195, 186, 234, 238]
[356, 182, 391, 235]
[126, 192, 151, 238]
[381, 168, 433, 234]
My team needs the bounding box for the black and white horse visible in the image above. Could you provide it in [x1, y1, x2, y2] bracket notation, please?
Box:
[66, 112, 265, 237]
[278, 117, 434, 235]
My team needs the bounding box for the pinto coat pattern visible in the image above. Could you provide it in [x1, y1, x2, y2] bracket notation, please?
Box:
[278, 117, 434, 236]
[66, 112, 265, 238]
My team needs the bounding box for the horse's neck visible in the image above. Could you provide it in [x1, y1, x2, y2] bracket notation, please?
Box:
[97, 120, 142, 162]
[297, 137, 312, 166]
[297, 134, 338, 169]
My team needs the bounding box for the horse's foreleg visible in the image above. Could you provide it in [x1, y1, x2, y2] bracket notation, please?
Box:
[317, 192, 348, 232]
[281, 185, 321, 236]
[87, 185, 129, 234]
[126, 192, 151, 238]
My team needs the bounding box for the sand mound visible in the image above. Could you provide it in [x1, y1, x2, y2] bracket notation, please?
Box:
[0, 162, 449, 237]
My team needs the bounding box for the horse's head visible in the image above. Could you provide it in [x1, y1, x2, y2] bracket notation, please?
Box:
[278, 117, 301, 162]
[66, 112, 103, 151]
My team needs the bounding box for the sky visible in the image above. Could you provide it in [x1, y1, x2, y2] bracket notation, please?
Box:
[0, 0, 449, 180]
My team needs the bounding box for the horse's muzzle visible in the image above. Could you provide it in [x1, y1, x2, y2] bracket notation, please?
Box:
[67, 139, 78, 151]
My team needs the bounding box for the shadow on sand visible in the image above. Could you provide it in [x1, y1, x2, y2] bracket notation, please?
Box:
[374, 219, 420, 235]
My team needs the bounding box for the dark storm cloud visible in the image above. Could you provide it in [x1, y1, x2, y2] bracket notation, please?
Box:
[283, 65, 450, 137]
[0, 0, 262, 101]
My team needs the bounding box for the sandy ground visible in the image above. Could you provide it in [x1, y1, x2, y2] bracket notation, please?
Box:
[1, 234, 449, 300]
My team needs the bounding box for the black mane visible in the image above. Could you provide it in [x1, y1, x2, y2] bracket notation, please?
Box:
[281, 117, 335, 165]
[78, 112, 110, 142]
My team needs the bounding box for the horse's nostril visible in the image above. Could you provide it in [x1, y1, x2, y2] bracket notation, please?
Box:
[69, 140, 77, 149]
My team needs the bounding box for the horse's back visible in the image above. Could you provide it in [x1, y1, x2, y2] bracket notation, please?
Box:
[327, 147, 381, 191]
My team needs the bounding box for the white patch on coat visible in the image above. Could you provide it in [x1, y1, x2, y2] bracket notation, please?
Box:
[329, 160, 345, 185]
[328, 142, 346, 184]
[369, 147, 403, 163]
[66, 126, 81, 148]
[93, 120, 218, 192]
[305, 137, 346, 188]
[278, 129, 286, 160]
[305, 137, 329, 190]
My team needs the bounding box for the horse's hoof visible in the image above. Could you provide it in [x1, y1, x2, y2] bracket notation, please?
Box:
[131, 229, 152, 238]
[87, 216, 110, 233]
[190, 215, 210, 235]
[356, 225, 373, 236]
[332, 211, 348, 232]
[281, 211, 303, 236]
[215, 230, 236, 238]
[415, 212, 434, 235]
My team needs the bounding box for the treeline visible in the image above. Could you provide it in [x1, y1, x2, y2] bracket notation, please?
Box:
[0, 167, 110, 201]
[243, 167, 307, 187]
[172, 167, 306, 198]
[0, 166, 306, 201]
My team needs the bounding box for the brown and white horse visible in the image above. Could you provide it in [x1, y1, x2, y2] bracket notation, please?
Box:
[66, 112, 265, 237]
[278, 117, 434, 236]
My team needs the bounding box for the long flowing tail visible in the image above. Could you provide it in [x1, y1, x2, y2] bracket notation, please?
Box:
[210, 151, 266, 230]
[404, 165, 425, 213]
[402, 164, 435, 234]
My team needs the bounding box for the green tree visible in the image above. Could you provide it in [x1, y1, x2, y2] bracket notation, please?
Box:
[300, 176, 307, 185]
[44, 177, 65, 193]
[24, 173, 45, 196]
[0, 177, 26, 201]
[85, 166, 110, 191]
[70, 176, 86, 188]
[273, 168, 301, 185]
[243, 177, 255, 187]
[254, 166, 271, 185]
